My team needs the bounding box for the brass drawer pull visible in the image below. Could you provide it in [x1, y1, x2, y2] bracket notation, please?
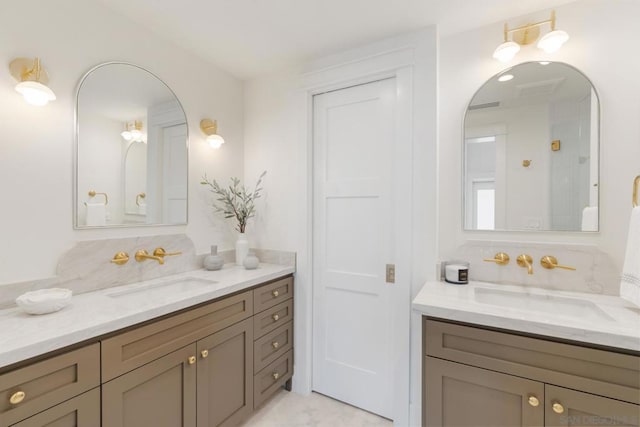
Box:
[272, 314, 280, 322]
[527, 395, 539, 407]
[201, 350, 209, 358]
[552, 401, 565, 414]
[272, 341, 279, 349]
[188, 356, 196, 365]
[272, 290, 279, 298]
[272, 372, 280, 380]
[10, 391, 26, 405]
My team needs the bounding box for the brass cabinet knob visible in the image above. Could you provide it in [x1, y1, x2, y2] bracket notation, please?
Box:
[201, 350, 209, 358]
[527, 395, 539, 407]
[552, 401, 565, 414]
[9, 391, 26, 405]
[272, 314, 280, 322]
[272, 372, 280, 380]
[540, 256, 576, 271]
[110, 252, 130, 265]
[272, 341, 279, 349]
[188, 356, 196, 365]
[272, 290, 279, 298]
[483, 252, 510, 265]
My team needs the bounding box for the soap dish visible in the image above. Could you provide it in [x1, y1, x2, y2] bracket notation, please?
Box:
[15, 288, 72, 315]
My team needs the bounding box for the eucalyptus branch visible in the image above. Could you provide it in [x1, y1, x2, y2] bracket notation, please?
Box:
[201, 171, 267, 233]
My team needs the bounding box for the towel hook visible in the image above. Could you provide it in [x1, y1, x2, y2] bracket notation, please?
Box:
[88, 190, 108, 205]
[136, 192, 146, 206]
[634, 176, 640, 208]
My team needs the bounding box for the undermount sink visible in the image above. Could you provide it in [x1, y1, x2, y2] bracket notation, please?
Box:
[474, 287, 614, 322]
[107, 277, 218, 298]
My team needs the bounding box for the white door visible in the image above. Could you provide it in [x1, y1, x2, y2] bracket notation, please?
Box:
[312, 78, 396, 419]
[162, 123, 188, 223]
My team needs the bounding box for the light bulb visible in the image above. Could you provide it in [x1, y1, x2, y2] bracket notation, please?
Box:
[207, 134, 225, 149]
[121, 130, 133, 141]
[492, 41, 520, 63]
[15, 81, 56, 106]
[537, 30, 569, 53]
[130, 129, 142, 141]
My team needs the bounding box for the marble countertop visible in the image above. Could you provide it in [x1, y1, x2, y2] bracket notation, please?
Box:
[413, 281, 640, 352]
[0, 263, 295, 369]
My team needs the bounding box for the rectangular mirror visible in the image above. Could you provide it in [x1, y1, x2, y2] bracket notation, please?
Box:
[463, 61, 599, 232]
[74, 62, 188, 228]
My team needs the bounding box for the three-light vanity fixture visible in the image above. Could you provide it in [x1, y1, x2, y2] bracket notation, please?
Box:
[200, 119, 225, 149]
[493, 10, 569, 63]
[9, 57, 56, 106]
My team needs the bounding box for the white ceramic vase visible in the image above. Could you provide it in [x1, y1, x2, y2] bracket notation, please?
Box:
[235, 233, 249, 266]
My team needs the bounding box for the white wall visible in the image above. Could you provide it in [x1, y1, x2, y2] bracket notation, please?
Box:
[0, 0, 244, 285]
[244, 29, 438, 426]
[439, 0, 640, 272]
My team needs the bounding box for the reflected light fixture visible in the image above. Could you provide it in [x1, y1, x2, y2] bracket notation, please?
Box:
[493, 10, 569, 62]
[200, 119, 225, 149]
[9, 57, 56, 106]
[121, 120, 145, 142]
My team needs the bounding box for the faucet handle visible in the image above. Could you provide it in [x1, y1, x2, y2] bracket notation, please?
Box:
[483, 252, 510, 265]
[153, 247, 182, 258]
[516, 254, 534, 275]
[135, 249, 165, 265]
[540, 256, 576, 271]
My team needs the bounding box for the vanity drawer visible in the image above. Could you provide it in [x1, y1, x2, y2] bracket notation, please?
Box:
[254, 350, 293, 409]
[254, 321, 293, 373]
[424, 318, 640, 404]
[254, 299, 293, 340]
[253, 276, 293, 314]
[0, 343, 100, 427]
[102, 290, 253, 382]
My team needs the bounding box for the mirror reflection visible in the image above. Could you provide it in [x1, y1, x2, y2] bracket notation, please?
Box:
[464, 61, 599, 232]
[75, 63, 188, 228]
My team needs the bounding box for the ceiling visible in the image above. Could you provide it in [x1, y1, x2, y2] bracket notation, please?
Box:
[97, 0, 577, 80]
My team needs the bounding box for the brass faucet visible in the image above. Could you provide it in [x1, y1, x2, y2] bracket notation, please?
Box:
[134, 249, 165, 264]
[517, 254, 534, 275]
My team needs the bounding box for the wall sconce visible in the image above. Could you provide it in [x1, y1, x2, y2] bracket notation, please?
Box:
[121, 120, 145, 142]
[200, 119, 225, 149]
[9, 57, 57, 106]
[493, 10, 569, 62]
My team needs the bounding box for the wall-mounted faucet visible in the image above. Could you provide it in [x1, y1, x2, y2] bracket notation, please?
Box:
[517, 254, 534, 275]
[134, 249, 164, 264]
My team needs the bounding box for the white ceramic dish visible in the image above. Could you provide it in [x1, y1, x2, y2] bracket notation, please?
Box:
[15, 288, 72, 315]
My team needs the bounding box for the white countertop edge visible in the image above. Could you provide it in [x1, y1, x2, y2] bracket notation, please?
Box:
[412, 281, 640, 353]
[0, 264, 295, 369]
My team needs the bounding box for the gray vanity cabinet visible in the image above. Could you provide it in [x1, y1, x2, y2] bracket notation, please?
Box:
[423, 318, 640, 427]
[424, 357, 544, 426]
[102, 345, 197, 427]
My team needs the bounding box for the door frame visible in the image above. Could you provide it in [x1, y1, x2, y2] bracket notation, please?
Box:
[296, 48, 415, 424]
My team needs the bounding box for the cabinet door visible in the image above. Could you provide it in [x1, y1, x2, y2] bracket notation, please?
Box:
[10, 388, 99, 427]
[197, 318, 253, 427]
[424, 357, 544, 427]
[545, 385, 640, 427]
[102, 344, 197, 427]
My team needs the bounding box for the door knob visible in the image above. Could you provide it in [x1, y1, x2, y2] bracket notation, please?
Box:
[272, 341, 279, 349]
[527, 395, 539, 407]
[9, 391, 26, 405]
[552, 401, 565, 414]
[272, 290, 279, 298]
[188, 356, 196, 365]
[272, 372, 280, 380]
[201, 350, 209, 358]
[272, 314, 280, 322]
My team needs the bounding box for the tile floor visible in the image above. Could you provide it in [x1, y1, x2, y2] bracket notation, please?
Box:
[243, 389, 392, 427]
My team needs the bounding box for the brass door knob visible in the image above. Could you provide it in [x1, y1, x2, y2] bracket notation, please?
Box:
[188, 356, 196, 365]
[272, 341, 279, 349]
[483, 252, 510, 265]
[527, 395, 539, 407]
[272, 314, 280, 322]
[272, 372, 280, 380]
[9, 391, 26, 405]
[201, 350, 209, 358]
[552, 401, 565, 414]
[272, 290, 279, 298]
[540, 256, 576, 271]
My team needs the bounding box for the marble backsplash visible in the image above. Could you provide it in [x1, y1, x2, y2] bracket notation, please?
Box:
[442, 240, 620, 295]
[0, 234, 295, 307]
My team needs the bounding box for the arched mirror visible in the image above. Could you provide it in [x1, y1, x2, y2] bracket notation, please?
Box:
[74, 62, 188, 228]
[463, 61, 599, 232]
